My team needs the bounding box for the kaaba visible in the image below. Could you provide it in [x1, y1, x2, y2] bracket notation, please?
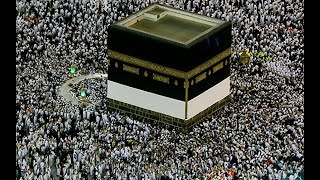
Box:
[107, 3, 231, 129]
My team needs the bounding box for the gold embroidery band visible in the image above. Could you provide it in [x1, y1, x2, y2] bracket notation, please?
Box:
[152, 73, 170, 84]
[107, 48, 231, 79]
[123, 64, 140, 75]
[186, 49, 230, 79]
[195, 72, 206, 83]
[213, 61, 224, 72]
[108, 50, 186, 79]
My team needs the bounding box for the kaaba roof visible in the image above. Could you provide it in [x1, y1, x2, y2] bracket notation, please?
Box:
[114, 4, 225, 45]
[107, 3, 231, 72]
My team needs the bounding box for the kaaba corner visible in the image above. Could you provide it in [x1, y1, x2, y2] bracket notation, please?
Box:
[106, 3, 231, 130]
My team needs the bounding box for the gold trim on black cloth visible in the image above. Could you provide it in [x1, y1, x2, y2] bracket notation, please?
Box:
[213, 61, 224, 72]
[186, 48, 230, 79]
[184, 80, 189, 119]
[107, 48, 231, 80]
[108, 50, 186, 79]
[152, 73, 170, 84]
[174, 80, 178, 86]
[195, 72, 206, 83]
[123, 64, 140, 75]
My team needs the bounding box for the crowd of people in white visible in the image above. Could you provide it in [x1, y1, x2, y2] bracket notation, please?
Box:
[16, 0, 304, 179]
[70, 78, 108, 107]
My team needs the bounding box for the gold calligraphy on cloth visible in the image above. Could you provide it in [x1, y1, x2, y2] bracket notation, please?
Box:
[107, 48, 231, 81]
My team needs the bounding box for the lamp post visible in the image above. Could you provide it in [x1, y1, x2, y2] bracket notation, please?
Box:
[80, 87, 87, 108]
[69, 64, 76, 81]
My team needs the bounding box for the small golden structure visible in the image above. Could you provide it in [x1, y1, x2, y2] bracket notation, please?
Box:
[239, 50, 250, 65]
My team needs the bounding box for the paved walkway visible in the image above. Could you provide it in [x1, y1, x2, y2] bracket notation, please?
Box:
[58, 73, 108, 106]
[51, 73, 108, 179]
